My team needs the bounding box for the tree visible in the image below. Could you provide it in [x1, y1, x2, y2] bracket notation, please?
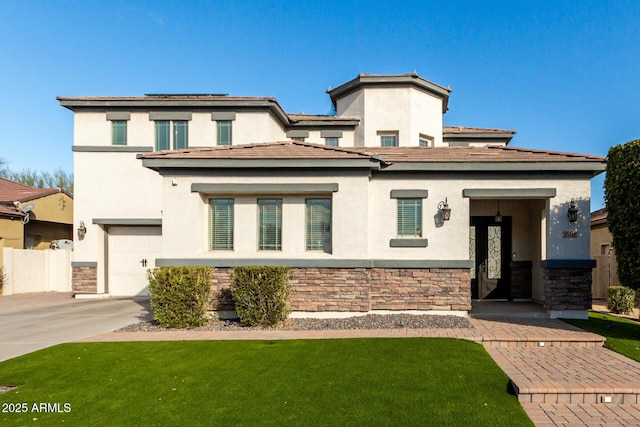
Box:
[0, 158, 73, 194]
[604, 139, 640, 289]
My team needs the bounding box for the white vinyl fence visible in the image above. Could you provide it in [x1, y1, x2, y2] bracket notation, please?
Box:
[2, 248, 73, 295]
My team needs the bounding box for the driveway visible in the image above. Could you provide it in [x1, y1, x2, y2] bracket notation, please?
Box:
[0, 293, 152, 362]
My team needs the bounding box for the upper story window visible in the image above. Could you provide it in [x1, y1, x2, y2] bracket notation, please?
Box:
[379, 131, 398, 147]
[155, 120, 188, 150]
[325, 137, 339, 147]
[111, 121, 127, 145]
[217, 121, 232, 145]
[106, 112, 130, 146]
[258, 199, 282, 251]
[211, 112, 236, 146]
[419, 134, 434, 147]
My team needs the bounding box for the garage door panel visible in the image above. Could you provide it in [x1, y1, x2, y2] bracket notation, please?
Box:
[108, 226, 162, 296]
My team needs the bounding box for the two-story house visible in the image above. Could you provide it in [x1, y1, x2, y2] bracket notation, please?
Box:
[58, 73, 605, 319]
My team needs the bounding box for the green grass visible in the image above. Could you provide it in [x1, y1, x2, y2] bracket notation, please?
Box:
[0, 338, 531, 426]
[565, 311, 640, 362]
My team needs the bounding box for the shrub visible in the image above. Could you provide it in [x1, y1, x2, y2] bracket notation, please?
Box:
[230, 266, 292, 327]
[148, 266, 213, 328]
[607, 286, 635, 315]
[605, 139, 640, 290]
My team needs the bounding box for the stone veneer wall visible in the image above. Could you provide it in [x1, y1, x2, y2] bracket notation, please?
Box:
[209, 267, 471, 312]
[543, 268, 592, 311]
[510, 261, 532, 299]
[72, 266, 97, 294]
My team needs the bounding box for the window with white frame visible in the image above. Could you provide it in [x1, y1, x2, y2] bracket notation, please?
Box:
[111, 121, 127, 145]
[155, 120, 188, 150]
[379, 131, 398, 147]
[217, 121, 232, 145]
[306, 198, 331, 252]
[209, 199, 234, 250]
[397, 198, 422, 237]
[258, 199, 282, 251]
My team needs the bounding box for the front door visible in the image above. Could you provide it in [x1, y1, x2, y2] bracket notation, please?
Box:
[470, 216, 512, 300]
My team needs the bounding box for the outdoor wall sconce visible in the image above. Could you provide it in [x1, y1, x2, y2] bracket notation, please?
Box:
[568, 199, 579, 223]
[77, 221, 87, 239]
[438, 198, 451, 221]
[495, 200, 502, 223]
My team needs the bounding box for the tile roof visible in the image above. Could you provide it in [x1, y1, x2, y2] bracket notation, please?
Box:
[0, 204, 25, 219]
[139, 141, 605, 165]
[57, 95, 276, 102]
[591, 208, 608, 224]
[139, 141, 374, 160]
[349, 145, 605, 163]
[0, 177, 70, 203]
[287, 114, 359, 122]
[443, 126, 516, 135]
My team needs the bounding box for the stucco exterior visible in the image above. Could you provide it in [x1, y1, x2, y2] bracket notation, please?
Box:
[59, 73, 605, 318]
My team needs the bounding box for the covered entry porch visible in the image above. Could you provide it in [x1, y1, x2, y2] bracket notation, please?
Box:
[464, 188, 593, 319]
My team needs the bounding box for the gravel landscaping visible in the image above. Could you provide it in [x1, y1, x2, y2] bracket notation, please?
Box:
[118, 313, 472, 332]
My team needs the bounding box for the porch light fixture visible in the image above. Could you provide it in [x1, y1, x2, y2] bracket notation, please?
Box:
[495, 200, 502, 223]
[438, 198, 451, 221]
[77, 221, 87, 239]
[568, 199, 579, 223]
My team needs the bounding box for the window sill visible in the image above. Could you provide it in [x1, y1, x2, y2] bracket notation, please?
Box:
[389, 239, 428, 248]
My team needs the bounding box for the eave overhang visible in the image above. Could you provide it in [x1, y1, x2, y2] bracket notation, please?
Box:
[327, 74, 451, 113]
[140, 158, 379, 171]
[381, 161, 606, 176]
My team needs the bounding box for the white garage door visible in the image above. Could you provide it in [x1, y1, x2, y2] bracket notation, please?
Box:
[108, 226, 162, 296]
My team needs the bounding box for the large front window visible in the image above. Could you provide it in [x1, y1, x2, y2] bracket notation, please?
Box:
[258, 199, 282, 251]
[155, 120, 188, 150]
[397, 198, 422, 237]
[210, 199, 234, 250]
[306, 198, 331, 252]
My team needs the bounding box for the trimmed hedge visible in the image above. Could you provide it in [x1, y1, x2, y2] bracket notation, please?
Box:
[230, 266, 292, 327]
[607, 286, 635, 315]
[605, 139, 640, 289]
[148, 266, 213, 328]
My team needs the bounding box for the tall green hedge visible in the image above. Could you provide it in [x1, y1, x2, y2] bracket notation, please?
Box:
[147, 266, 213, 328]
[605, 139, 640, 289]
[230, 266, 292, 327]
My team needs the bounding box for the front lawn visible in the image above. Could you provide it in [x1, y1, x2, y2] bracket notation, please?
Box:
[0, 338, 531, 426]
[565, 311, 640, 362]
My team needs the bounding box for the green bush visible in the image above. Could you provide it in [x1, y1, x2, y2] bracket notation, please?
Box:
[605, 139, 640, 290]
[148, 266, 213, 328]
[230, 266, 293, 327]
[607, 286, 635, 315]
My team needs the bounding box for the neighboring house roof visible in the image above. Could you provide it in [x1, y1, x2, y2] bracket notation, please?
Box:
[138, 141, 606, 175]
[442, 126, 517, 145]
[591, 208, 608, 226]
[0, 204, 25, 219]
[327, 73, 452, 113]
[0, 177, 72, 203]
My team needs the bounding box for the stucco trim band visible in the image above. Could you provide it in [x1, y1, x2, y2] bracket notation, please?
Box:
[149, 111, 193, 121]
[92, 218, 163, 226]
[463, 188, 557, 198]
[155, 258, 472, 269]
[389, 239, 428, 247]
[71, 261, 98, 267]
[390, 190, 429, 198]
[105, 112, 131, 121]
[191, 183, 339, 194]
[73, 146, 154, 152]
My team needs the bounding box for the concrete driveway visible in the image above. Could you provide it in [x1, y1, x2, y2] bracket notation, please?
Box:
[0, 293, 152, 362]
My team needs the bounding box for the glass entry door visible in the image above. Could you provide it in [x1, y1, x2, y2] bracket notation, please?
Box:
[470, 216, 512, 300]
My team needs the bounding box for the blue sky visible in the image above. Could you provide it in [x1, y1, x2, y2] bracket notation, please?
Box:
[2, 1, 639, 209]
